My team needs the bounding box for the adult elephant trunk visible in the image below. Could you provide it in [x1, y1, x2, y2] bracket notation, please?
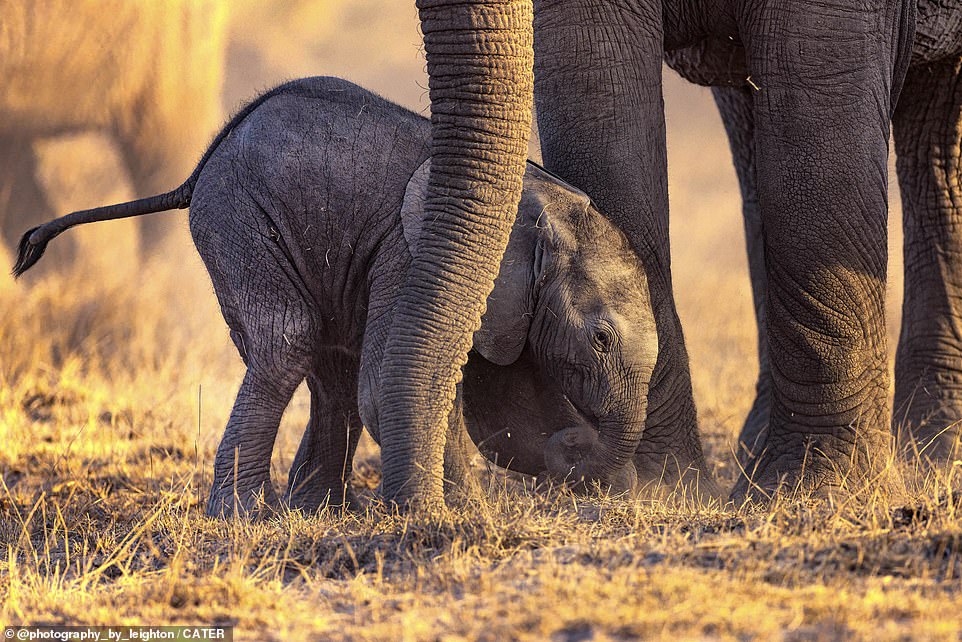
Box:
[377, 1, 534, 509]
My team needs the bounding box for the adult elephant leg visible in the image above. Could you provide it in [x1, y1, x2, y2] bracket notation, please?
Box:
[892, 57, 962, 464]
[0, 134, 52, 266]
[376, 0, 533, 510]
[712, 86, 771, 466]
[732, 0, 915, 499]
[534, 0, 712, 493]
[287, 353, 363, 512]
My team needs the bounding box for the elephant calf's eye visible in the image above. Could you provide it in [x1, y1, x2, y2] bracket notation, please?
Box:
[591, 326, 616, 353]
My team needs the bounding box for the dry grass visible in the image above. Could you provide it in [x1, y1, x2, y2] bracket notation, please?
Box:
[3, 2, 957, 639]
[4, 227, 962, 640]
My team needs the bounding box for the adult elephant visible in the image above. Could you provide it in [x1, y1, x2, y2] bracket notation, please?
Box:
[399, 0, 921, 506]
[0, 0, 227, 250]
[376, 0, 537, 508]
[391, 0, 722, 509]
[666, 2, 962, 473]
[534, 0, 924, 500]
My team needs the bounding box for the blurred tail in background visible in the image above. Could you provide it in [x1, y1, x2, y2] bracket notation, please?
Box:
[0, 1, 228, 260]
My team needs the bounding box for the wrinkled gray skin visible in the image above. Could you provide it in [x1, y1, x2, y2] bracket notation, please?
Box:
[203, 77, 664, 513]
[10, 77, 656, 515]
[408, 0, 933, 505]
[481, 0, 925, 501]
[191, 79, 657, 514]
[665, 1, 962, 476]
[394, 0, 721, 511]
[358, 1, 536, 511]
[0, 0, 226, 248]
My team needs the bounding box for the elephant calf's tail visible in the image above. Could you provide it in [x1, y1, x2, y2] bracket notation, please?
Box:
[13, 185, 192, 277]
[12, 78, 309, 278]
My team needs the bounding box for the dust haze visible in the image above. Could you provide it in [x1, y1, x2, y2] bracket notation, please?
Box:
[0, 3, 931, 639]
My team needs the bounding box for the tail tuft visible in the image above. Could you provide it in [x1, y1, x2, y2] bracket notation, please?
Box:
[13, 226, 48, 278]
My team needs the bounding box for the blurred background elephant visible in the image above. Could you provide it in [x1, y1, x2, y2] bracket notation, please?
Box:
[0, 0, 228, 272]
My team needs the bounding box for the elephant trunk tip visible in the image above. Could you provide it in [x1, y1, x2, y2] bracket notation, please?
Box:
[543, 425, 638, 495]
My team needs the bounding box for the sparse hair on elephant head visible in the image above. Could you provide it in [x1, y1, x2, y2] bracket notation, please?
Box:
[402, 160, 659, 494]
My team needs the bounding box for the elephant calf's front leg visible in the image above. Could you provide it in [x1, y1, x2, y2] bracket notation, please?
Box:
[207, 368, 302, 518]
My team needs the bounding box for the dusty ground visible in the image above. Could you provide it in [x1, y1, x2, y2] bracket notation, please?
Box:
[3, 2, 959, 641]
[3, 251, 961, 641]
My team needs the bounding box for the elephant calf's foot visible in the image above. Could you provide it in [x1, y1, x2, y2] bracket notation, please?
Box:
[206, 478, 281, 520]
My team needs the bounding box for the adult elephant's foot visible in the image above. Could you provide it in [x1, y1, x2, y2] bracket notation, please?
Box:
[735, 381, 772, 469]
[633, 447, 721, 504]
[894, 379, 962, 466]
[890, 55, 962, 472]
[731, 424, 894, 504]
[633, 317, 720, 503]
[206, 478, 281, 520]
[286, 480, 357, 514]
[633, 376, 722, 503]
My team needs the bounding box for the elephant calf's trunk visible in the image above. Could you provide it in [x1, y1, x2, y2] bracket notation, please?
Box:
[544, 425, 638, 494]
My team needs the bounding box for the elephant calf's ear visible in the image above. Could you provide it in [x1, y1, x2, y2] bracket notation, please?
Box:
[401, 158, 534, 366]
[473, 246, 534, 365]
[400, 158, 432, 253]
[473, 168, 546, 366]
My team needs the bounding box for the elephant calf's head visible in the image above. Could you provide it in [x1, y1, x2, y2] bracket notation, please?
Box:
[402, 161, 658, 493]
[402, 163, 658, 490]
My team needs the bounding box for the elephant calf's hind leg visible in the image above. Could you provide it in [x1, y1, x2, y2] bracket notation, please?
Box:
[287, 360, 363, 513]
[207, 366, 307, 519]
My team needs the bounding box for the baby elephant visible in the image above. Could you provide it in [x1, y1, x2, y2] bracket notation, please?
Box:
[14, 77, 658, 516]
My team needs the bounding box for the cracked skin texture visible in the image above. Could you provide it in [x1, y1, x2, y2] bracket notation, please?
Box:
[186, 77, 660, 515]
[665, 0, 962, 489]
